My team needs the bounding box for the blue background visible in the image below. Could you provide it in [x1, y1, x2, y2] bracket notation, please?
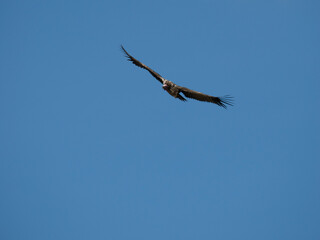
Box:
[1, 1, 319, 239]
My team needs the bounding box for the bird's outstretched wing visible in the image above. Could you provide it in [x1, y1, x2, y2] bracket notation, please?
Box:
[121, 45, 164, 84]
[178, 87, 233, 109]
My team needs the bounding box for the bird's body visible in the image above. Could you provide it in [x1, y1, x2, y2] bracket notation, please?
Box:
[162, 80, 186, 101]
[121, 45, 233, 108]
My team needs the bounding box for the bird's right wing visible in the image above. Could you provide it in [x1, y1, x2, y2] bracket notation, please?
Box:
[179, 87, 233, 109]
[121, 45, 164, 84]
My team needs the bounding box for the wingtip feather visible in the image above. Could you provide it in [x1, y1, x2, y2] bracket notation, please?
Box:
[217, 95, 234, 109]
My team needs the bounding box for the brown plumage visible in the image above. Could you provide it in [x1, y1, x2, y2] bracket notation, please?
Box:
[121, 45, 233, 109]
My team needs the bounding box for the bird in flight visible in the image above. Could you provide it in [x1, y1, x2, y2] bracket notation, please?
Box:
[121, 45, 233, 109]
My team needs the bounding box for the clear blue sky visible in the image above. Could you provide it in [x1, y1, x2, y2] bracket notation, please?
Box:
[1, 1, 319, 239]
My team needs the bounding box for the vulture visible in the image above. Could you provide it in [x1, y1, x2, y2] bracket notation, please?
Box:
[121, 45, 233, 109]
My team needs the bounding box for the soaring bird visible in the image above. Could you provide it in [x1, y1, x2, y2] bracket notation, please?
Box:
[121, 45, 233, 109]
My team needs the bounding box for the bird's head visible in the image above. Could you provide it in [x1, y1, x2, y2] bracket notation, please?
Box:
[162, 80, 170, 90]
[162, 83, 169, 90]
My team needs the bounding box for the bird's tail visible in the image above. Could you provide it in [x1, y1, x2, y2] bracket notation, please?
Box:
[177, 94, 187, 102]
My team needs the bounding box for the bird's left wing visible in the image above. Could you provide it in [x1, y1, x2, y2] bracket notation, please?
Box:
[121, 45, 164, 84]
[179, 87, 233, 109]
